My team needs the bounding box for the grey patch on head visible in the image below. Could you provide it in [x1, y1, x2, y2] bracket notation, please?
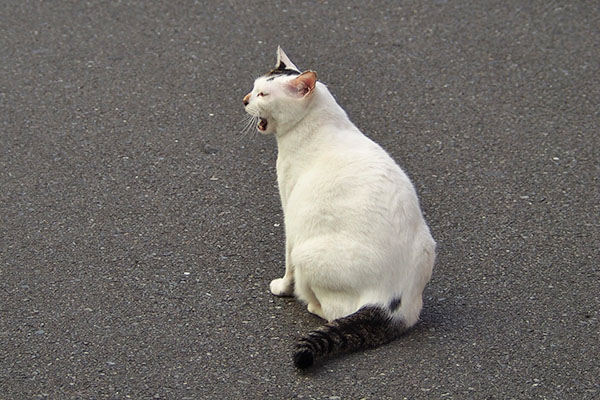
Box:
[264, 56, 301, 81]
[389, 297, 402, 312]
[265, 61, 301, 80]
[266, 69, 300, 81]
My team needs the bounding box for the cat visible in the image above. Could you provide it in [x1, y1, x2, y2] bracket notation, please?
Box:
[243, 47, 436, 369]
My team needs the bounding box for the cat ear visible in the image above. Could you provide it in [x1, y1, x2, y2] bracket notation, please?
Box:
[288, 70, 318, 97]
[276, 46, 300, 72]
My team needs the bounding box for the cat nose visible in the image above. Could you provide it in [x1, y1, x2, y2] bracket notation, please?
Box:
[243, 93, 251, 106]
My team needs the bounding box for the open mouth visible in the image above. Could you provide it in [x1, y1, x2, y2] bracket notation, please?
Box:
[257, 118, 268, 132]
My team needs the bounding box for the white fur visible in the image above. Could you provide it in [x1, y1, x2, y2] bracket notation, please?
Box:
[244, 48, 436, 327]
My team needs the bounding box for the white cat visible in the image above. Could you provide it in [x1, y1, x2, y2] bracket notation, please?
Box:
[243, 47, 436, 368]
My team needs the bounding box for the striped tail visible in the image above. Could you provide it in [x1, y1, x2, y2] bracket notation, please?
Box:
[293, 305, 408, 369]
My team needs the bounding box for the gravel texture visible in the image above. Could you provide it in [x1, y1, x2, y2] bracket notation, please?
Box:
[1, 1, 598, 399]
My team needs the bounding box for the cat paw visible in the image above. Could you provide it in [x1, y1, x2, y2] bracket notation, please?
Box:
[270, 278, 293, 297]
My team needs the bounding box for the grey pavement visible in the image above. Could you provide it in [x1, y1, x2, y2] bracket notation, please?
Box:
[1, 1, 599, 399]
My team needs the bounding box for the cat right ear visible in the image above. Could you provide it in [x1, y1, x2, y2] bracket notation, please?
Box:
[276, 46, 300, 72]
[289, 71, 318, 97]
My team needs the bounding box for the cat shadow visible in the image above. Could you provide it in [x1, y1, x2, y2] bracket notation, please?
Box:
[411, 299, 458, 334]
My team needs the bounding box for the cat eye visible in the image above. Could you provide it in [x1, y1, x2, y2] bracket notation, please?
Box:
[257, 92, 268, 97]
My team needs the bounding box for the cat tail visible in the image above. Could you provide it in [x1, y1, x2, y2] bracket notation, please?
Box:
[293, 305, 408, 369]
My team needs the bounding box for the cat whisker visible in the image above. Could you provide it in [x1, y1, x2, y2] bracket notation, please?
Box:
[235, 114, 259, 143]
[237, 113, 254, 124]
[238, 114, 253, 130]
[242, 115, 258, 134]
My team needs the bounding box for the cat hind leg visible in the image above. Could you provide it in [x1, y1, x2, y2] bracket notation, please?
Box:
[307, 302, 327, 320]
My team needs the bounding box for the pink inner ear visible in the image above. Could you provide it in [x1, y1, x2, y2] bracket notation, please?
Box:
[290, 71, 317, 97]
[297, 82, 310, 96]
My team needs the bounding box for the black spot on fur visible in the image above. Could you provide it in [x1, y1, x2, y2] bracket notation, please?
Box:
[265, 62, 300, 80]
[293, 306, 408, 369]
[389, 297, 402, 312]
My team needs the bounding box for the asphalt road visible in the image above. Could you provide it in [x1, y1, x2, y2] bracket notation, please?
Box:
[1, 1, 599, 399]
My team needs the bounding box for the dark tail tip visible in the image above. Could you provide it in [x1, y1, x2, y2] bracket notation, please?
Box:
[293, 347, 314, 369]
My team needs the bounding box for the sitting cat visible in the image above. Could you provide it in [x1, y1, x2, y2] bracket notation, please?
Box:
[243, 47, 436, 369]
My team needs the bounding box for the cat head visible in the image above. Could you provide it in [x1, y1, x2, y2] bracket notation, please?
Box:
[243, 47, 318, 135]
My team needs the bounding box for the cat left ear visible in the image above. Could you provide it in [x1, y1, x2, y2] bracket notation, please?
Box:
[289, 71, 318, 97]
[276, 46, 300, 72]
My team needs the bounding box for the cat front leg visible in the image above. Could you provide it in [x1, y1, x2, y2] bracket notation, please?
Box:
[270, 239, 294, 297]
[270, 275, 293, 296]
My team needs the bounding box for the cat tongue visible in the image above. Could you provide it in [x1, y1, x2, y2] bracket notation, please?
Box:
[258, 118, 268, 131]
